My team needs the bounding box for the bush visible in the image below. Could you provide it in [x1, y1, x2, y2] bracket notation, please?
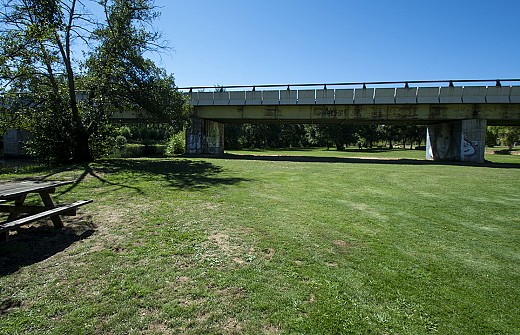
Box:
[119, 126, 132, 139]
[166, 130, 185, 155]
[112, 143, 167, 158]
[115, 135, 127, 148]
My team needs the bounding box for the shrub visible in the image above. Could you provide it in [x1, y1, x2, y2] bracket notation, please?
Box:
[115, 135, 127, 148]
[166, 130, 185, 155]
[115, 144, 166, 158]
[119, 126, 132, 139]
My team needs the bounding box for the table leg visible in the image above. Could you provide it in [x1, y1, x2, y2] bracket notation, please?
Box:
[39, 192, 64, 228]
[7, 194, 27, 221]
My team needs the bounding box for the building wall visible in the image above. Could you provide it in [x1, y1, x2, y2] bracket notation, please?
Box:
[3, 129, 31, 156]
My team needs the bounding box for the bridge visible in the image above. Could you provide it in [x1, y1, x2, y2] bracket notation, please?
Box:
[179, 79, 520, 163]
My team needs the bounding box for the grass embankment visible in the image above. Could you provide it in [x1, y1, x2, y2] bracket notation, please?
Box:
[1, 149, 519, 334]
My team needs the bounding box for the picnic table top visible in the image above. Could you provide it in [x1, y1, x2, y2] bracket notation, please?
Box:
[0, 180, 73, 200]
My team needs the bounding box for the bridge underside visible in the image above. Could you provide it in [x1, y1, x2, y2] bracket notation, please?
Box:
[192, 103, 520, 126]
[187, 103, 520, 163]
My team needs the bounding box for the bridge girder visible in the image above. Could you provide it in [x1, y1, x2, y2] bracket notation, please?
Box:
[192, 103, 520, 126]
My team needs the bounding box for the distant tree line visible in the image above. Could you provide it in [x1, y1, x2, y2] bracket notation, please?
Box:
[224, 124, 427, 150]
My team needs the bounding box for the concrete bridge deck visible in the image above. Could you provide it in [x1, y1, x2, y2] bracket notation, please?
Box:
[181, 80, 520, 162]
[185, 84, 520, 125]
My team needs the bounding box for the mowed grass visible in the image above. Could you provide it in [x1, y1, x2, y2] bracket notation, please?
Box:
[1, 149, 519, 334]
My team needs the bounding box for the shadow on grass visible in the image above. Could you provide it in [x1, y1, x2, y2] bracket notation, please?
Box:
[218, 153, 520, 169]
[94, 158, 250, 188]
[9, 158, 250, 196]
[46, 158, 251, 195]
[0, 215, 95, 276]
[237, 147, 395, 154]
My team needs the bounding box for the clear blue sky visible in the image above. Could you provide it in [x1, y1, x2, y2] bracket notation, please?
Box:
[148, 0, 520, 88]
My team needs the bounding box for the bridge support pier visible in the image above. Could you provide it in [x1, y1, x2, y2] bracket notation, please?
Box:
[426, 119, 486, 163]
[186, 118, 225, 155]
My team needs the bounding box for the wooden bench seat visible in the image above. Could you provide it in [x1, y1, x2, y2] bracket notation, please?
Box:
[0, 200, 92, 238]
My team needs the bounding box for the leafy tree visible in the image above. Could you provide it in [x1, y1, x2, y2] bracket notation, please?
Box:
[502, 126, 520, 149]
[0, 0, 188, 163]
[381, 125, 400, 149]
[357, 124, 382, 148]
[224, 124, 243, 149]
[309, 124, 358, 150]
[486, 126, 500, 147]
[485, 126, 520, 148]
[402, 125, 426, 149]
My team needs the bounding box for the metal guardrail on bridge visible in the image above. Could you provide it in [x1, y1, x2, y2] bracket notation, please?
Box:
[179, 79, 520, 106]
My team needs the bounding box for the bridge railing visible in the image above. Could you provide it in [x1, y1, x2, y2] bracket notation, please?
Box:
[185, 85, 520, 106]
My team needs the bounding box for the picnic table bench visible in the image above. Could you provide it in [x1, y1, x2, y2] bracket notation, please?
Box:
[0, 180, 92, 241]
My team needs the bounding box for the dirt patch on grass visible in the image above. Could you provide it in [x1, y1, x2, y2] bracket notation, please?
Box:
[176, 276, 191, 284]
[208, 232, 234, 252]
[216, 287, 245, 301]
[262, 324, 283, 334]
[333, 239, 354, 253]
[204, 231, 250, 267]
[262, 248, 275, 261]
[222, 317, 243, 334]
[86, 202, 149, 253]
[144, 322, 173, 335]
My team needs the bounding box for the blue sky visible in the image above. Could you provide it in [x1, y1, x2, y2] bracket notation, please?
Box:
[148, 0, 520, 88]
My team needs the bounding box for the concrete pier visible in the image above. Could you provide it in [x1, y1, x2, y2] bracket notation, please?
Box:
[426, 119, 487, 163]
[185, 118, 224, 155]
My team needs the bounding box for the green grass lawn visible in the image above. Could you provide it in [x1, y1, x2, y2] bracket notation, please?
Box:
[1, 149, 519, 334]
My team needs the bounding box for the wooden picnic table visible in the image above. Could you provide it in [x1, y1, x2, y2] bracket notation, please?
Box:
[0, 180, 92, 241]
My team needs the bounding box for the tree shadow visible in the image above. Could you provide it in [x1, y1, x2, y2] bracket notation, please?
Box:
[217, 153, 520, 169]
[19, 158, 250, 196]
[90, 158, 251, 190]
[0, 215, 95, 276]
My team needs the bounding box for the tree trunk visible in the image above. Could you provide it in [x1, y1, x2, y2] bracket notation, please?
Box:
[73, 128, 92, 162]
[56, 0, 92, 162]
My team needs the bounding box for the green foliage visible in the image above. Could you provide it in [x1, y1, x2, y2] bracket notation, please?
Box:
[118, 126, 132, 139]
[502, 126, 520, 149]
[113, 143, 166, 158]
[486, 127, 500, 147]
[226, 124, 317, 149]
[115, 135, 127, 148]
[166, 130, 186, 155]
[23, 99, 76, 163]
[486, 126, 520, 149]
[225, 123, 427, 150]
[86, 0, 189, 132]
[119, 124, 174, 143]
[0, 0, 188, 163]
[312, 124, 359, 149]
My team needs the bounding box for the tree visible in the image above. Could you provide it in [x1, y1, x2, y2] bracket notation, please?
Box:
[501, 126, 520, 149]
[86, 0, 188, 132]
[311, 124, 358, 150]
[485, 126, 520, 148]
[381, 125, 400, 149]
[357, 124, 382, 148]
[0, 0, 188, 163]
[486, 126, 500, 147]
